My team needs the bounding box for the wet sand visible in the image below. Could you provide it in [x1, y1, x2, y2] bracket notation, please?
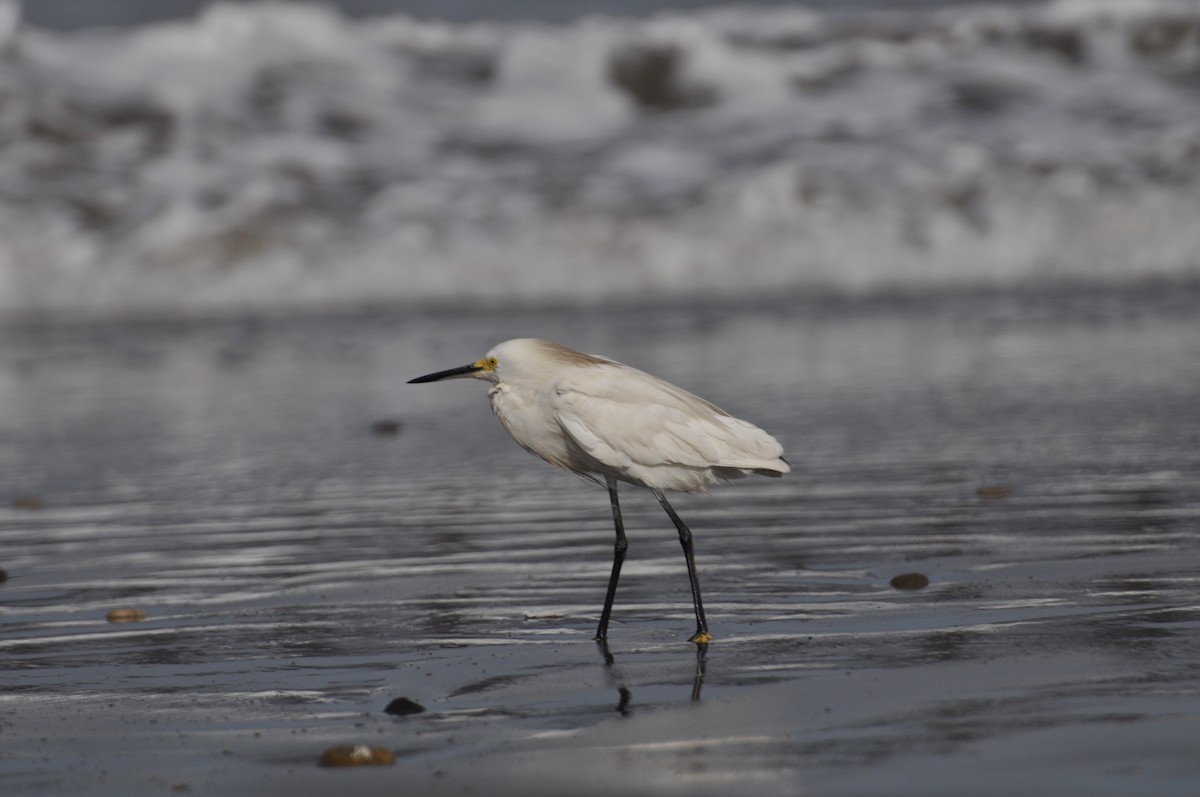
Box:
[2, 288, 1199, 795]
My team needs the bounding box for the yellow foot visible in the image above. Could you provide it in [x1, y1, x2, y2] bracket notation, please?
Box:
[689, 630, 713, 644]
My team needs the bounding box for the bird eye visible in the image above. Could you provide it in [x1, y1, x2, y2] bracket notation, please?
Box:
[487, 357, 498, 369]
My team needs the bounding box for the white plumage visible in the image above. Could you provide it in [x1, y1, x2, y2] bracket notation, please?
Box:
[487, 339, 788, 491]
[409, 338, 789, 643]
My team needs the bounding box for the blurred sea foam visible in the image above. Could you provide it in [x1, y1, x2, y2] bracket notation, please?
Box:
[0, 0, 1198, 317]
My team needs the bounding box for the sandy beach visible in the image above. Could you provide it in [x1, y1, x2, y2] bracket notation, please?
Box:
[2, 288, 1198, 795]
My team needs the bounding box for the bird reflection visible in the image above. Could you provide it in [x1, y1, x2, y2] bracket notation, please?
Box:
[597, 639, 709, 711]
[598, 637, 617, 666]
[691, 643, 708, 702]
[616, 686, 632, 716]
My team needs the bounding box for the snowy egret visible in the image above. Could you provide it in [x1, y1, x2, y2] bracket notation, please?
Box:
[408, 338, 789, 643]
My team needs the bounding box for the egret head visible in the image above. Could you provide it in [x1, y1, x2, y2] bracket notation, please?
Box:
[408, 339, 607, 387]
[407, 350, 499, 385]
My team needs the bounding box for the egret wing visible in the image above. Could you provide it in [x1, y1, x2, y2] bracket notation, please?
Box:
[552, 365, 787, 474]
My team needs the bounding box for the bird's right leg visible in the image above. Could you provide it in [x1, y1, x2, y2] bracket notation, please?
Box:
[654, 490, 712, 644]
[595, 476, 627, 642]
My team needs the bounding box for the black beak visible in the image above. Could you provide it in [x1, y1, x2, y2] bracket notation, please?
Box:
[408, 363, 483, 384]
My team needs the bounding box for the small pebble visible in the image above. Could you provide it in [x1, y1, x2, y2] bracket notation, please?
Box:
[890, 572, 930, 590]
[318, 745, 396, 767]
[370, 419, 402, 436]
[977, 485, 1012, 498]
[12, 495, 42, 509]
[0, 568, 7, 583]
[383, 697, 426, 716]
[106, 608, 147, 623]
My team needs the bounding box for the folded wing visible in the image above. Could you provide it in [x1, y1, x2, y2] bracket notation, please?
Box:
[552, 364, 789, 490]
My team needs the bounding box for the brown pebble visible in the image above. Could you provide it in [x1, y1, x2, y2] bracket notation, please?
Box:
[106, 608, 147, 623]
[384, 697, 426, 716]
[12, 495, 42, 509]
[318, 745, 396, 767]
[370, 419, 402, 436]
[977, 485, 1012, 498]
[890, 572, 930, 590]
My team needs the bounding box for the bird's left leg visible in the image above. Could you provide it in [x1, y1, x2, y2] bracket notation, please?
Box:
[653, 490, 712, 644]
[595, 476, 627, 642]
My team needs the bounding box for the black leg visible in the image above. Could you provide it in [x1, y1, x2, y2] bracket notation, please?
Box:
[654, 489, 712, 643]
[595, 476, 627, 642]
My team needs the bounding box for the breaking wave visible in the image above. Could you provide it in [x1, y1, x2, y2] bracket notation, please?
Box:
[1, 0, 1198, 316]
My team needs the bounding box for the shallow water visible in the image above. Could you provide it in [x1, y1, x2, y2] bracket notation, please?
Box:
[2, 288, 1199, 795]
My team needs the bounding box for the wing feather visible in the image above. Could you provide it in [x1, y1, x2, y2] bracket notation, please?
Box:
[552, 364, 788, 477]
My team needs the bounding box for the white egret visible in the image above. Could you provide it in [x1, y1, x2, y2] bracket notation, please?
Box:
[408, 338, 789, 643]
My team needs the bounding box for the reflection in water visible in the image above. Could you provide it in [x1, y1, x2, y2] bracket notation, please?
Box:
[616, 686, 632, 716]
[597, 639, 616, 666]
[598, 639, 708, 709]
[691, 644, 708, 703]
